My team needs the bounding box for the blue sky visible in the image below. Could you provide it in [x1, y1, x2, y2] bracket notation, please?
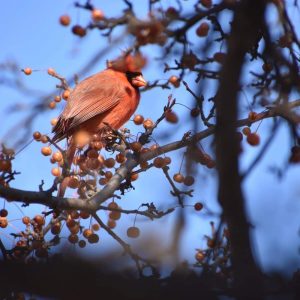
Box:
[1, 0, 300, 275]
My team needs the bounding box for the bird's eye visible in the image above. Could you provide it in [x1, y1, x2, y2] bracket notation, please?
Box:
[125, 71, 142, 79]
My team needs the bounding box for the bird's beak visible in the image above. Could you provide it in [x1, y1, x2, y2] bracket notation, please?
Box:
[132, 75, 147, 88]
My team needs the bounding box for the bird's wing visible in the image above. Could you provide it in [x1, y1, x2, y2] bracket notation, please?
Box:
[53, 70, 124, 139]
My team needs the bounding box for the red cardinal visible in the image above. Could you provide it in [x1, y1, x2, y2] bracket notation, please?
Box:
[52, 54, 147, 197]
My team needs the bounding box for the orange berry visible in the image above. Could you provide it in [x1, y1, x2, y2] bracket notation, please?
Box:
[72, 25, 86, 37]
[99, 177, 108, 185]
[0, 160, 11, 172]
[164, 157, 171, 165]
[40, 135, 48, 143]
[166, 7, 179, 19]
[86, 158, 101, 170]
[191, 108, 200, 117]
[23, 67, 32, 75]
[194, 202, 203, 211]
[83, 229, 93, 239]
[200, 0, 212, 8]
[143, 118, 154, 130]
[105, 171, 113, 179]
[130, 142, 142, 152]
[92, 9, 104, 22]
[52, 151, 63, 162]
[168, 75, 180, 87]
[116, 153, 126, 163]
[104, 158, 115, 168]
[67, 176, 79, 189]
[59, 15, 71, 26]
[109, 211, 121, 220]
[107, 219, 116, 229]
[173, 173, 184, 183]
[87, 149, 99, 159]
[51, 167, 61, 177]
[69, 223, 80, 234]
[51, 223, 61, 235]
[88, 233, 99, 244]
[54, 95, 61, 102]
[108, 202, 118, 209]
[206, 159, 216, 169]
[248, 111, 258, 121]
[33, 131, 41, 140]
[196, 22, 210, 37]
[22, 216, 30, 225]
[78, 240, 86, 248]
[165, 110, 178, 123]
[195, 251, 205, 262]
[62, 89, 70, 100]
[92, 223, 100, 231]
[140, 161, 149, 169]
[131, 173, 139, 181]
[262, 63, 273, 73]
[68, 234, 79, 244]
[79, 210, 90, 219]
[48, 101, 56, 109]
[153, 157, 165, 168]
[0, 209, 8, 217]
[150, 144, 158, 151]
[0, 217, 8, 228]
[207, 238, 216, 248]
[247, 133, 260, 146]
[50, 118, 58, 126]
[133, 114, 144, 125]
[242, 127, 251, 136]
[47, 68, 56, 76]
[213, 52, 226, 64]
[34, 215, 45, 226]
[41, 146, 52, 156]
[184, 175, 195, 186]
[127, 226, 140, 238]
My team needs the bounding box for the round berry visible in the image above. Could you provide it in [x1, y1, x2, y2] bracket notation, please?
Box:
[92, 9, 104, 22]
[130, 142, 142, 152]
[116, 153, 126, 163]
[153, 157, 165, 168]
[165, 110, 178, 123]
[33, 131, 41, 140]
[41, 146, 52, 156]
[62, 90, 70, 100]
[47, 68, 56, 76]
[127, 226, 140, 238]
[196, 22, 210, 37]
[22, 216, 30, 225]
[23, 68, 32, 75]
[51, 167, 61, 177]
[194, 202, 203, 211]
[200, 0, 212, 8]
[247, 133, 260, 146]
[184, 175, 195, 186]
[143, 118, 154, 130]
[195, 251, 205, 262]
[168, 75, 180, 87]
[173, 173, 184, 183]
[242, 127, 251, 136]
[72, 25, 86, 37]
[88, 233, 99, 244]
[104, 158, 115, 168]
[59, 15, 71, 26]
[133, 114, 144, 125]
[0, 209, 8, 217]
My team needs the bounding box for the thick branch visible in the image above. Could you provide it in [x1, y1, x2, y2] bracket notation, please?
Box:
[0, 99, 299, 210]
[214, 0, 266, 298]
